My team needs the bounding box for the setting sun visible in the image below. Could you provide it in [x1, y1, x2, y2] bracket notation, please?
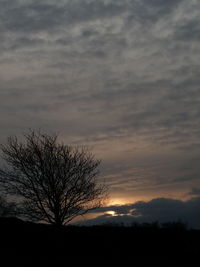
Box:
[106, 211, 116, 216]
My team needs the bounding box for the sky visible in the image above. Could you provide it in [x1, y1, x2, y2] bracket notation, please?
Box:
[0, 0, 200, 226]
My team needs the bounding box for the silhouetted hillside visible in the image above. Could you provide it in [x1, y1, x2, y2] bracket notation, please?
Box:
[0, 217, 200, 266]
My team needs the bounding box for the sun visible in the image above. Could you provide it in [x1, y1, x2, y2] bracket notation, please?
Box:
[106, 210, 116, 216]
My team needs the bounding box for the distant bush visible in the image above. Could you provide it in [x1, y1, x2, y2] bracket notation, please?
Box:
[131, 220, 188, 230]
[95, 220, 188, 230]
[161, 221, 188, 230]
[0, 196, 19, 217]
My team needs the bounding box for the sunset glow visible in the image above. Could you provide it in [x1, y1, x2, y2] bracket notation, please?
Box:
[107, 199, 128, 206]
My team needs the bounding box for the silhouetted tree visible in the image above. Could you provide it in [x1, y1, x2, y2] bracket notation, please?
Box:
[0, 131, 107, 226]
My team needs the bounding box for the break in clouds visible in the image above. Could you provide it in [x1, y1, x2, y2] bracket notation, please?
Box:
[0, 0, 200, 205]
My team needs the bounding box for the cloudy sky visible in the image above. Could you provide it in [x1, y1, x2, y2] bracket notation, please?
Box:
[0, 0, 200, 225]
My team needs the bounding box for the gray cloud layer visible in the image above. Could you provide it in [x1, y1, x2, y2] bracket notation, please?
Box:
[0, 0, 200, 201]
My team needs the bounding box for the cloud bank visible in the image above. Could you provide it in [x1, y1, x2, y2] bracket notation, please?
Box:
[78, 197, 200, 229]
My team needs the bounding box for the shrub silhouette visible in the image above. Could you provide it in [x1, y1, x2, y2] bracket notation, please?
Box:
[0, 196, 18, 217]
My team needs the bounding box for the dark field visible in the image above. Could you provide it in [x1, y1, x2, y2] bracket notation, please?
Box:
[0, 218, 200, 266]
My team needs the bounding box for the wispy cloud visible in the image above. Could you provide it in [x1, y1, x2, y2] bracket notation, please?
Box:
[0, 0, 200, 201]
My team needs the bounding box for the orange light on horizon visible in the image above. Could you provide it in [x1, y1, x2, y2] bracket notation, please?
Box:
[107, 197, 142, 206]
[107, 199, 127, 206]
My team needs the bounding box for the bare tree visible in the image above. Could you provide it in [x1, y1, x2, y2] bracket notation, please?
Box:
[0, 131, 107, 226]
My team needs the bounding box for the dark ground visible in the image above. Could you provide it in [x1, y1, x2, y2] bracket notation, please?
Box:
[0, 217, 200, 266]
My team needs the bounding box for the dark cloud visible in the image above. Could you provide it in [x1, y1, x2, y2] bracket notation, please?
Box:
[126, 0, 183, 25]
[1, 3, 65, 32]
[78, 197, 200, 228]
[0, 1, 126, 33]
[0, 0, 183, 35]
[175, 19, 200, 41]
